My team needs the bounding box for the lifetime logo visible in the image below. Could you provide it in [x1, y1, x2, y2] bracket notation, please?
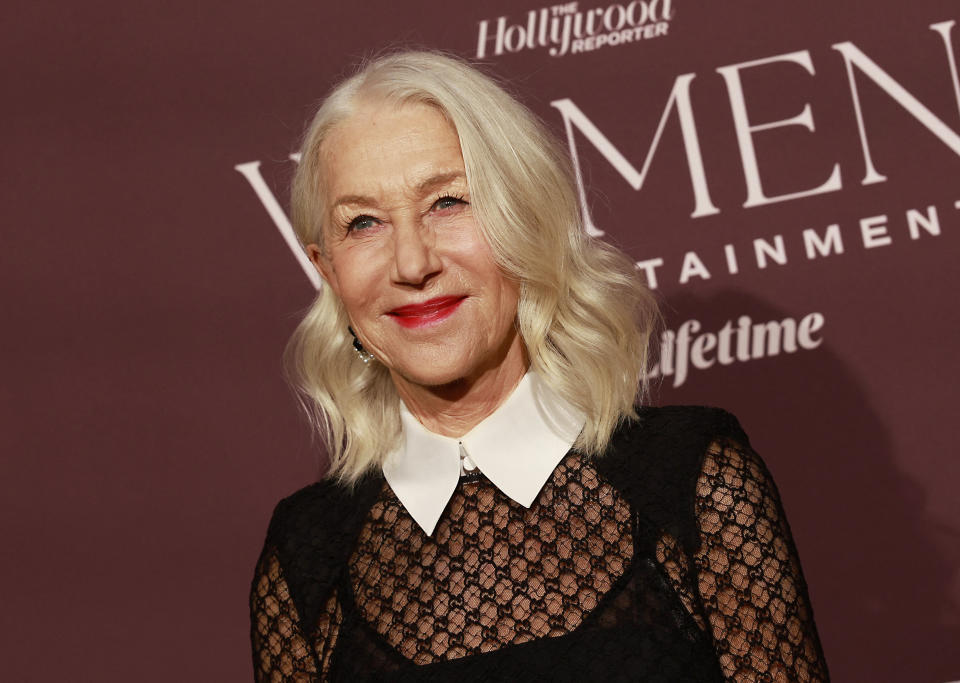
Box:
[645, 313, 826, 389]
[476, 0, 674, 59]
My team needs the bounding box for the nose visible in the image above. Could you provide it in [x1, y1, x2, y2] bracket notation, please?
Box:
[391, 218, 442, 286]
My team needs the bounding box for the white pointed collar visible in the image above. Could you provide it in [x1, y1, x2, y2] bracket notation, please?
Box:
[382, 372, 586, 536]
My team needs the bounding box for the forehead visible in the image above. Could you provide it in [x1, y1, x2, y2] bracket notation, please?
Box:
[320, 99, 465, 201]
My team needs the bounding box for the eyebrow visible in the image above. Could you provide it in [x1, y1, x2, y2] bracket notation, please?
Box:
[330, 171, 467, 211]
[416, 171, 466, 196]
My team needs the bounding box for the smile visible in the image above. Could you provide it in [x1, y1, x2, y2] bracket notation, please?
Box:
[387, 296, 467, 328]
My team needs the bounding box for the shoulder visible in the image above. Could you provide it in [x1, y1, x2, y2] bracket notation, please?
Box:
[615, 405, 750, 454]
[603, 405, 752, 482]
[258, 474, 383, 631]
[597, 405, 755, 551]
[267, 479, 356, 536]
[265, 474, 382, 551]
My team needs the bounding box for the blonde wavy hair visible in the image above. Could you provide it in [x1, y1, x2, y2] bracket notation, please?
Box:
[286, 50, 660, 485]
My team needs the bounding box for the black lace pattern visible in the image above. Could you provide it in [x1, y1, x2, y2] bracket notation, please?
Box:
[251, 409, 829, 681]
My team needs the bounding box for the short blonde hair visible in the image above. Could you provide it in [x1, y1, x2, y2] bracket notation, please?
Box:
[286, 50, 659, 484]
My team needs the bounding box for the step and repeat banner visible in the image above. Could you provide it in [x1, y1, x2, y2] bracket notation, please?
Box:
[4, 0, 958, 680]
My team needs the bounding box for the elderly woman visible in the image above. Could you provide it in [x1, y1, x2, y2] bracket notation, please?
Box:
[250, 51, 829, 682]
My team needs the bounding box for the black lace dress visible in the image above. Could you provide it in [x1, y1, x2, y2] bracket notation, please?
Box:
[250, 406, 829, 681]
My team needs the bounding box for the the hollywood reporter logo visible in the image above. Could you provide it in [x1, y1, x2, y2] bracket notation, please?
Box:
[477, 0, 674, 59]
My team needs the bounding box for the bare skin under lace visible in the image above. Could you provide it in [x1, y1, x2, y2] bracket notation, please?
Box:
[251, 409, 829, 682]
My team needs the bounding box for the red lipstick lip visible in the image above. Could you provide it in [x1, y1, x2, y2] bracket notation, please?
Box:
[388, 296, 466, 328]
[389, 296, 465, 316]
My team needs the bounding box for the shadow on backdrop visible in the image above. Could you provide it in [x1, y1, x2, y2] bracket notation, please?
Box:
[650, 288, 960, 683]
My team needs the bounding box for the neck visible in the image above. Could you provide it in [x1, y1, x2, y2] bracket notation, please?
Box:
[392, 332, 528, 437]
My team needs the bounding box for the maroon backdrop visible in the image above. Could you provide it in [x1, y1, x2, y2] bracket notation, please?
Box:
[4, 1, 959, 680]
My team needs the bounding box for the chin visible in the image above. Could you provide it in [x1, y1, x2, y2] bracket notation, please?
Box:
[399, 368, 471, 389]
[391, 353, 477, 388]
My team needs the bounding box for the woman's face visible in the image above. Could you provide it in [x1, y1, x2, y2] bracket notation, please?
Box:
[308, 99, 524, 392]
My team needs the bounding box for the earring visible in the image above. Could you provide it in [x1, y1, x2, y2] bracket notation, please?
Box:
[348, 326, 375, 364]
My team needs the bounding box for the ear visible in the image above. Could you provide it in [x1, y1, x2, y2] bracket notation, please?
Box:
[306, 243, 341, 296]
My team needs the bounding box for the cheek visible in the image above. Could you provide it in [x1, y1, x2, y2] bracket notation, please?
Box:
[457, 246, 519, 325]
[330, 255, 381, 321]
[486, 273, 521, 330]
[501, 285, 521, 328]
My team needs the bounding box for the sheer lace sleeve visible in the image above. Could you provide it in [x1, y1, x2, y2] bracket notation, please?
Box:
[250, 546, 320, 682]
[693, 438, 829, 682]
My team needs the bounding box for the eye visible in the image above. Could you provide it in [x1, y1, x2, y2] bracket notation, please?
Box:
[432, 195, 466, 211]
[346, 214, 379, 232]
